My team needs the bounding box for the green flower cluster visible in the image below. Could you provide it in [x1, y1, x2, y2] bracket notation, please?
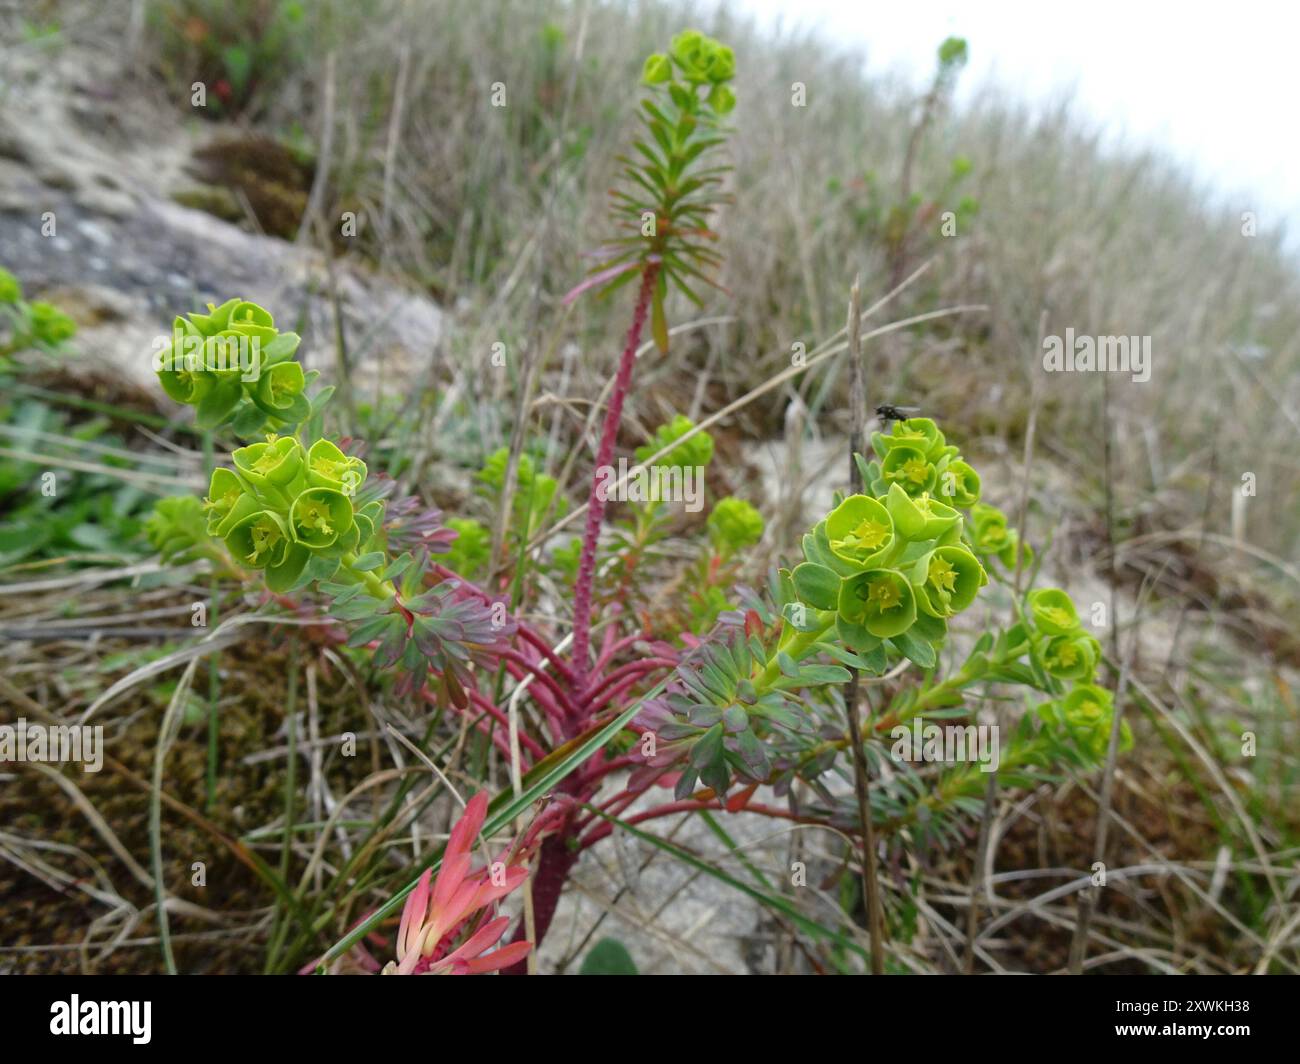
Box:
[204, 435, 377, 592]
[27, 302, 77, 345]
[476, 446, 567, 539]
[787, 422, 991, 666]
[634, 414, 715, 470]
[0, 267, 78, 354]
[0, 267, 19, 304]
[707, 496, 763, 557]
[969, 502, 1031, 570]
[861, 417, 980, 505]
[1037, 683, 1132, 761]
[154, 297, 311, 434]
[642, 29, 736, 114]
[1023, 587, 1103, 682]
[143, 295, 519, 707]
[443, 517, 491, 579]
[144, 495, 213, 565]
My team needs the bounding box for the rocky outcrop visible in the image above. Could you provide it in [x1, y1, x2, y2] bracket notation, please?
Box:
[0, 38, 442, 396]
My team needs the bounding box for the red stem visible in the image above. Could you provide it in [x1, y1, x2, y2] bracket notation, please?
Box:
[499, 650, 578, 720]
[580, 656, 676, 710]
[583, 674, 656, 719]
[570, 264, 660, 700]
[420, 685, 536, 761]
[578, 753, 645, 786]
[593, 627, 653, 673]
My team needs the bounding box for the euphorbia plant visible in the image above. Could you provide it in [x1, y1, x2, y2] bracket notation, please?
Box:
[143, 37, 1130, 975]
[567, 29, 736, 692]
[0, 266, 78, 361]
[147, 297, 518, 712]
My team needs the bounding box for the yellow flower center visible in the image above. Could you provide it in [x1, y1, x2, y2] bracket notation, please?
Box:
[301, 503, 333, 538]
[249, 520, 280, 562]
[204, 487, 239, 516]
[251, 449, 281, 476]
[928, 555, 958, 594]
[312, 455, 347, 481]
[1040, 606, 1075, 629]
[867, 578, 902, 611]
[1055, 643, 1080, 668]
[842, 517, 889, 552]
[901, 458, 929, 485]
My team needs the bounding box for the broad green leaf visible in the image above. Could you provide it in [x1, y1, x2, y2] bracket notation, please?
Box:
[580, 938, 639, 975]
[889, 629, 937, 669]
[792, 562, 841, 610]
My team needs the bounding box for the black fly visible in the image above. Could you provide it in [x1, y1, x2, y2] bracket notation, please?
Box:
[875, 404, 921, 425]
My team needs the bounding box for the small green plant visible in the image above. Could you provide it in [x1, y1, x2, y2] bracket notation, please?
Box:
[0, 398, 160, 565]
[148, 0, 308, 117]
[0, 267, 77, 361]
[832, 37, 978, 292]
[566, 29, 737, 686]
[147, 297, 512, 707]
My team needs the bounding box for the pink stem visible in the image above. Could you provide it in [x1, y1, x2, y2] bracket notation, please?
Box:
[513, 626, 578, 689]
[423, 686, 543, 762]
[577, 799, 719, 849]
[500, 661, 567, 744]
[593, 627, 650, 674]
[580, 657, 676, 710]
[499, 650, 579, 719]
[570, 264, 660, 701]
[579, 753, 644, 786]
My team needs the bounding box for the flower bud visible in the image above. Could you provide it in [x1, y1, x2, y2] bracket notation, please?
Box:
[643, 52, 672, 84]
[307, 438, 368, 495]
[881, 444, 937, 496]
[1027, 587, 1081, 636]
[707, 83, 736, 115]
[255, 361, 306, 412]
[233, 436, 305, 489]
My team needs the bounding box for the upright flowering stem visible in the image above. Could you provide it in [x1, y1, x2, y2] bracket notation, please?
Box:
[570, 263, 660, 701]
[507, 264, 658, 974]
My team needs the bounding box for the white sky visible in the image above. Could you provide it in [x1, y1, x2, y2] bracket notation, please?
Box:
[732, 0, 1299, 235]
